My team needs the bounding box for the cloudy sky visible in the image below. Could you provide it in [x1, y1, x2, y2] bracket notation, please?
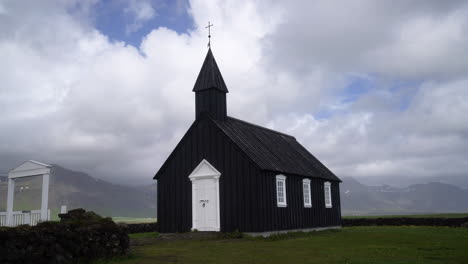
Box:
[1, 0, 467, 186]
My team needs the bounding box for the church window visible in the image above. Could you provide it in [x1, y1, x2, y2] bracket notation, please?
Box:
[303, 179, 312, 208]
[324, 182, 332, 208]
[276, 175, 287, 207]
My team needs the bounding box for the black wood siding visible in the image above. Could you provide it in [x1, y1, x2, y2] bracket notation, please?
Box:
[251, 171, 341, 232]
[157, 117, 260, 232]
[157, 117, 341, 233]
[195, 89, 227, 120]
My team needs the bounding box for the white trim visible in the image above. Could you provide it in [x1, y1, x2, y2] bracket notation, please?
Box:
[6, 178, 15, 226]
[324, 181, 332, 208]
[24, 160, 51, 167]
[276, 174, 287, 207]
[188, 159, 221, 181]
[9, 160, 51, 171]
[8, 160, 51, 179]
[303, 178, 312, 208]
[41, 173, 50, 220]
[189, 159, 221, 232]
[9, 168, 50, 178]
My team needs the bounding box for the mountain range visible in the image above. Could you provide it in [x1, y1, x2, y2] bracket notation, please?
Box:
[0, 165, 156, 217]
[340, 177, 468, 215]
[1, 165, 467, 217]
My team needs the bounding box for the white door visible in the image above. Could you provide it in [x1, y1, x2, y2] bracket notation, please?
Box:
[189, 159, 221, 231]
[193, 178, 218, 231]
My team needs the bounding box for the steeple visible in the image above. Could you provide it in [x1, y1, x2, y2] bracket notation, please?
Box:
[193, 48, 229, 93]
[193, 48, 228, 120]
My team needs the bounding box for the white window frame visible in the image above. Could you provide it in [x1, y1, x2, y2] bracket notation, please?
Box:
[324, 181, 332, 208]
[303, 178, 312, 208]
[276, 174, 287, 207]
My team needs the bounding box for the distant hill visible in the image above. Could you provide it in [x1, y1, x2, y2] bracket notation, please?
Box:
[0, 165, 155, 218]
[427, 175, 468, 190]
[353, 175, 468, 190]
[341, 177, 468, 216]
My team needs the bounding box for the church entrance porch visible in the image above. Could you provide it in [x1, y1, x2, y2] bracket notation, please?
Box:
[188, 159, 220, 231]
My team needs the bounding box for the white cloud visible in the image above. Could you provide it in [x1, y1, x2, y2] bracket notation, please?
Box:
[363, 9, 468, 79]
[0, 0, 467, 186]
[124, 0, 157, 34]
[0, 2, 6, 15]
[268, 78, 468, 180]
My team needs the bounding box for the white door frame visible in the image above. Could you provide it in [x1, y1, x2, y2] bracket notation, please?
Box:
[6, 160, 51, 226]
[188, 159, 221, 231]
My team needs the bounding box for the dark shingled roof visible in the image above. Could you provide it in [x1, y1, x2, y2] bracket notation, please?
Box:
[213, 116, 341, 182]
[192, 48, 229, 93]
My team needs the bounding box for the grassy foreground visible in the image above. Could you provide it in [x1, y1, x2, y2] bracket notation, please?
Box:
[128, 232, 159, 239]
[111, 217, 157, 224]
[343, 213, 468, 219]
[95, 226, 468, 264]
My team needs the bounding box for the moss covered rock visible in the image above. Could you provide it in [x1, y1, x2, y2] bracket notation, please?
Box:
[0, 209, 129, 264]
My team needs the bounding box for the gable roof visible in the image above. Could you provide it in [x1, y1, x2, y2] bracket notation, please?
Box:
[9, 160, 52, 179]
[154, 115, 340, 182]
[212, 116, 341, 182]
[192, 48, 229, 93]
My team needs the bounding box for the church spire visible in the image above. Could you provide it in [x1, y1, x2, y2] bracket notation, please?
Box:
[193, 48, 228, 120]
[192, 48, 229, 93]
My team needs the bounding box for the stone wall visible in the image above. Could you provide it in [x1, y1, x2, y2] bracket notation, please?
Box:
[343, 217, 468, 227]
[124, 222, 158, 234]
[0, 209, 129, 264]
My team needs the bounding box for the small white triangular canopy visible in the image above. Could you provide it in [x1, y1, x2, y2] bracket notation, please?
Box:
[188, 159, 221, 181]
[9, 160, 51, 178]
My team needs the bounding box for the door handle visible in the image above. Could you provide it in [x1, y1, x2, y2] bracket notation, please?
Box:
[200, 199, 209, 207]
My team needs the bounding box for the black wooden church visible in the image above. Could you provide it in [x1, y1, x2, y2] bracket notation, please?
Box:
[154, 48, 342, 234]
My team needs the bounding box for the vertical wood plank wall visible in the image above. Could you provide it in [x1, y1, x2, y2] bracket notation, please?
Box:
[157, 117, 342, 233]
[157, 117, 257, 232]
[254, 172, 341, 232]
[195, 89, 227, 120]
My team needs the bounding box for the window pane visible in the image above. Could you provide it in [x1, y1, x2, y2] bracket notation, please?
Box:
[277, 179, 286, 206]
[303, 182, 311, 206]
[324, 184, 332, 207]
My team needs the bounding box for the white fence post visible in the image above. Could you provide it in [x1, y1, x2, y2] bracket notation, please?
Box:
[40, 173, 50, 222]
[24, 211, 31, 225]
[6, 178, 15, 226]
[0, 212, 6, 226]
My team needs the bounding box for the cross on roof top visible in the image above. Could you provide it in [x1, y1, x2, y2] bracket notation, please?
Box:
[205, 21, 213, 48]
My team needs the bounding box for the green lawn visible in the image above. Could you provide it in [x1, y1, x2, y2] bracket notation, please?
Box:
[128, 232, 159, 239]
[95, 226, 468, 264]
[111, 217, 157, 224]
[343, 213, 468, 219]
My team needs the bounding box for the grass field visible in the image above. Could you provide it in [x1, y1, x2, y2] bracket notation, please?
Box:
[94, 226, 468, 264]
[343, 213, 468, 219]
[128, 232, 159, 239]
[111, 217, 157, 224]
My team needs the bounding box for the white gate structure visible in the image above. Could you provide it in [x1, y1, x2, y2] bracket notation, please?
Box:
[2, 160, 52, 227]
